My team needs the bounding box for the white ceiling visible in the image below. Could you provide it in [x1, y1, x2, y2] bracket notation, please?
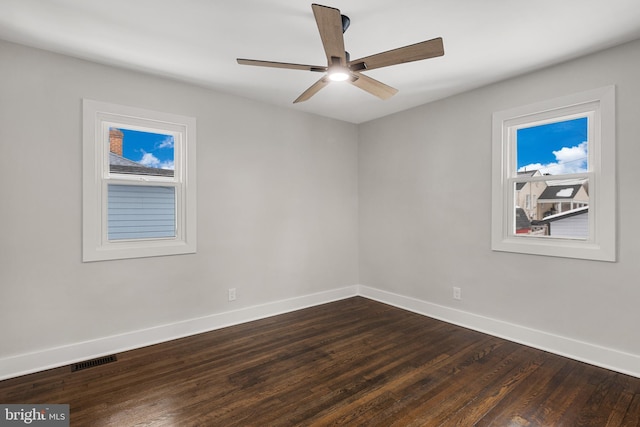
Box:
[1, 0, 640, 123]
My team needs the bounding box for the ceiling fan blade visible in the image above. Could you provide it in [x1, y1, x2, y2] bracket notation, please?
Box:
[349, 37, 444, 71]
[350, 72, 398, 100]
[293, 76, 330, 103]
[237, 58, 327, 72]
[312, 4, 347, 66]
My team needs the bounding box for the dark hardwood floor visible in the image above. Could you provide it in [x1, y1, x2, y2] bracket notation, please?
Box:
[1, 297, 639, 426]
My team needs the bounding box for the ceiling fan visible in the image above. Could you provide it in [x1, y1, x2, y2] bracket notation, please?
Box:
[237, 4, 444, 103]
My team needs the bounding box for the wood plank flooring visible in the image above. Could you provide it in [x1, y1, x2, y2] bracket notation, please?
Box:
[1, 297, 639, 426]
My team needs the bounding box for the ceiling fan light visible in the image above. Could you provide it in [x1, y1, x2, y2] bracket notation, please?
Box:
[328, 68, 350, 82]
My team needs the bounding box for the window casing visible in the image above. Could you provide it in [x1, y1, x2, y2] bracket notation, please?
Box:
[83, 100, 196, 261]
[491, 86, 615, 261]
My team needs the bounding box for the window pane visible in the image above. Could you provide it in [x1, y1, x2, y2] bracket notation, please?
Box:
[108, 184, 176, 240]
[109, 128, 174, 177]
[517, 117, 588, 176]
[513, 178, 589, 240]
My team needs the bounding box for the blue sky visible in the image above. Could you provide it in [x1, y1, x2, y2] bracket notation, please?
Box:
[119, 128, 175, 170]
[517, 117, 588, 175]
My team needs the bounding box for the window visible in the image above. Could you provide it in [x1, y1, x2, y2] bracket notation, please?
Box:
[491, 86, 615, 261]
[83, 100, 196, 261]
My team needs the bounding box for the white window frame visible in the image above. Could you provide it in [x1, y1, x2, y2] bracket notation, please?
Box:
[83, 99, 197, 262]
[491, 86, 615, 261]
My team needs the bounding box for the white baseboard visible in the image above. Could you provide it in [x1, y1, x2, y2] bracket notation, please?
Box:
[3, 284, 638, 381]
[358, 285, 640, 379]
[0, 285, 359, 381]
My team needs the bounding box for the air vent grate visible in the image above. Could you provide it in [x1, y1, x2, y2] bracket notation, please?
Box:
[71, 354, 118, 372]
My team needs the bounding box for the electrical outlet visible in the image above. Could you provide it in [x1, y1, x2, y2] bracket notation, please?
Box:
[228, 288, 236, 302]
[453, 287, 462, 300]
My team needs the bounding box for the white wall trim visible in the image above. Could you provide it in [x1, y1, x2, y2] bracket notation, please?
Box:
[358, 285, 640, 379]
[0, 286, 359, 381]
[3, 284, 638, 381]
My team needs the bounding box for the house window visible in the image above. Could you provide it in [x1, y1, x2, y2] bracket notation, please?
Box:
[83, 100, 197, 262]
[491, 86, 615, 261]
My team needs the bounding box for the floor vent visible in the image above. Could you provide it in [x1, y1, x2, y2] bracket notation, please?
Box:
[71, 355, 118, 372]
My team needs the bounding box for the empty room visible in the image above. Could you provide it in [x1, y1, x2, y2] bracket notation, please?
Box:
[1, 1, 640, 425]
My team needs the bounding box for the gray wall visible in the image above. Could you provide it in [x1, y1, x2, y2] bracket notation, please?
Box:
[2, 36, 639, 374]
[0, 40, 359, 359]
[359, 38, 640, 357]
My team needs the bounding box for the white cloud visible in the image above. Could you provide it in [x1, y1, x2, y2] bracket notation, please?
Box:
[138, 152, 174, 170]
[518, 162, 546, 172]
[159, 160, 175, 170]
[553, 142, 587, 166]
[518, 141, 587, 175]
[157, 136, 174, 149]
[139, 152, 161, 168]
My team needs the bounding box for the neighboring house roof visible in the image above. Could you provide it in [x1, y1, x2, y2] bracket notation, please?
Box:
[515, 170, 541, 191]
[517, 170, 539, 177]
[537, 184, 585, 201]
[109, 152, 174, 177]
[533, 206, 589, 224]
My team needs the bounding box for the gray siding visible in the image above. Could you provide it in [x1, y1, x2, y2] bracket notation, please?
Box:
[549, 212, 588, 239]
[108, 184, 176, 240]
